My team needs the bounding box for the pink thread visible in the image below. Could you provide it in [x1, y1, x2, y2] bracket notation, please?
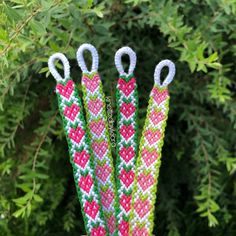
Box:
[89, 120, 105, 136]
[137, 173, 155, 191]
[132, 226, 148, 236]
[92, 141, 108, 159]
[79, 175, 93, 194]
[119, 169, 135, 188]
[101, 189, 115, 209]
[118, 220, 129, 236]
[120, 124, 135, 140]
[134, 199, 151, 219]
[118, 78, 136, 97]
[73, 150, 90, 168]
[84, 200, 100, 220]
[120, 194, 131, 212]
[142, 148, 159, 167]
[69, 127, 85, 144]
[107, 215, 116, 234]
[88, 99, 103, 115]
[119, 146, 135, 163]
[149, 110, 165, 125]
[144, 129, 162, 145]
[91, 226, 107, 236]
[56, 80, 74, 99]
[96, 164, 112, 183]
[152, 87, 169, 105]
[120, 102, 136, 119]
[64, 104, 80, 122]
[82, 75, 100, 93]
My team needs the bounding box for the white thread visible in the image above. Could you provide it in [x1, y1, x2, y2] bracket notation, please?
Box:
[114, 46, 137, 76]
[48, 53, 70, 82]
[154, 59, 176, 87]
[76, 43, 99, 73]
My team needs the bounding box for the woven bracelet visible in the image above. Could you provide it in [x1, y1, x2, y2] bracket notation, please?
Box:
[129, 60, 176, 236]
[76, 44, 117, 235]
[48, 53, 108, 236]
[114, 47, 139, 236]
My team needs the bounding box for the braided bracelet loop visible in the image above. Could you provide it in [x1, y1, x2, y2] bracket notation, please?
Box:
[48, 52, 70, 82]
[76, 43, 99, 73]
[115, 46, 137, 76]
[154, 59, 176, 87]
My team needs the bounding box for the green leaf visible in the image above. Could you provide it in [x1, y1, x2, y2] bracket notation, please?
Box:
[208, 212, 219, 227]
[12, 208, 25, 218]
[33, 194, 43, 203]
[30, 20, 47, 35]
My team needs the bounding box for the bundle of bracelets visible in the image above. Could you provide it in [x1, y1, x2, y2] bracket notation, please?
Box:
[48, 43, 176, 236]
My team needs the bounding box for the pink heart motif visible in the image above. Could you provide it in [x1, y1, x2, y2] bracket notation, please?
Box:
[64, 104, 80, 122]
[120, 102, 135, 119]
[152, 87, 169, 105]
[107, 215, 116, 234]
[69, 127, 85, 144]
[92, 141, 108, 158]
[119, 169, 134, 188]
[74, 150, 89, 168]
[82, 74, 100, 93]
[132, 226, 148, 236]
[91, 226, 106, 236]
[144, 129, 161, 145]
[119, 146, 135, 163]
[74, 150, 90, 168]
[100, 189, 114, 209]
[120, 194, 131, 212]
[134, 198, 151, 219]
[89, 120, 105, 136]
[88, 99, 103, 115]
[84, 200, 100, 220]
[78, 174, 93, 194]
[149, 110, 165, 125]
[118, 220, 129, 236]
[118, 78, 136, 97]
[141, 148, 159, 167]
[96, 164, 112, 183]
[56, 80, 74, 99]
[120, 124, 135, 141]
[138, 173, 155, 191]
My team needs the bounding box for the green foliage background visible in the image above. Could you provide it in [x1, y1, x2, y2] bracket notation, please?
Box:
[0, 0, 236, 235]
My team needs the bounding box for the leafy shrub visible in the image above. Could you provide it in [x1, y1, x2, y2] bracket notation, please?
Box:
[0, 0, 236, 235]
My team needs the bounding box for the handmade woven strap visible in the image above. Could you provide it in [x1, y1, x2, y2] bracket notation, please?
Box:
[48, 53, 108, 236]
[77, 44, 117, 235]
[114, 47, 139, 236]
[130, 60, 176, 236]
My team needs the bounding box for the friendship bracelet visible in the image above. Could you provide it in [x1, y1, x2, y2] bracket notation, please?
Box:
[77, 44, 117, 235]
[48, 53, 108, 236]
[129, 60, 176, 236]
[114, 47, 139, 236]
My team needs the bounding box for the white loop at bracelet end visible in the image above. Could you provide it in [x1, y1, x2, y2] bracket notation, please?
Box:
[154, 59, 176, 87]
[114, 46, 137, 76]
[48, 53, 70, 82]
[76, 43, 99, 74]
